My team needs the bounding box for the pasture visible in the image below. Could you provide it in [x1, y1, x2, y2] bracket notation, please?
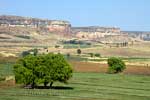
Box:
[0, 47, 150, 100]
[0, 73, 150, 100]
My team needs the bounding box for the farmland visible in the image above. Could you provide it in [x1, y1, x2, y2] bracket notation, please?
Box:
[0, 57, 150, 100]
[0, 41, 150, 100]
[70, 61, 150, 75]
[0, 73, 150, 100]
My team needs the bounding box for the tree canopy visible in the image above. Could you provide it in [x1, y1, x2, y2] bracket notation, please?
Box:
[77, 49, 81, 55]
[13, 53, 73, 88]
[107, 57, 126, 73]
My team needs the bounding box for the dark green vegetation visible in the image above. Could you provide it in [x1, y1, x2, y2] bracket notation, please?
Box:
[15, 35, 31, 39]
[62, 39, 91, 45]
[13, 53, 73, 88]
[88, 53, 101, 58]
[108, 57, 126, 73]
[77, 49, 81, 55]
[62, 39, 92, 49]
[0, 73, 150, 100]
[21, 48, 38, 57]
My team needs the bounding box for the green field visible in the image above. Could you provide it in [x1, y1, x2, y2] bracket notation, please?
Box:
[0, 73, 150, 100]
[63, 44, 91, 49]
[0, 63, 14, 77]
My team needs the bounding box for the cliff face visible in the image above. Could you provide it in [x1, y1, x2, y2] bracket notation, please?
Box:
[72, 26, 122, 40]
[0, 15, 71, 34]
[72, 26, 120, 33]
[0, 15, 121, 35]
[47, 20, 71, 34]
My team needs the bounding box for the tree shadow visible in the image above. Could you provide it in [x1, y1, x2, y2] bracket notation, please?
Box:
[51, 86, 74, 90]
[24, 85, 74, 90]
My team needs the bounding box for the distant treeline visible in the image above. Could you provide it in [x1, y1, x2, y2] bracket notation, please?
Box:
[62, 39, 91, 45]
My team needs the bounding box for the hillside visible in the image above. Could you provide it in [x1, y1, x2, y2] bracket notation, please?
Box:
[0, 26, 68, 47]
[0, 15, 149, 57]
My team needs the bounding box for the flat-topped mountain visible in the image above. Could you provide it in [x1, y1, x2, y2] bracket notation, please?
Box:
[0, 15, 71, 34]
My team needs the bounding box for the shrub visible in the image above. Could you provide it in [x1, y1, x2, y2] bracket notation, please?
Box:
[89, 53, 94, 57]
[0, 77, 5, 81]
[107, 57, 126, 73]
[77, 49, 81, 55]
[21, 51, 30, 57]
[66, 53, 70, 58]
[21, 49, 38, 57]
[94, 53, 101, 57]
[55, 45, 60, 48]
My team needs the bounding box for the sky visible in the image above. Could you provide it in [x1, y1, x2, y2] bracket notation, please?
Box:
[0, 0, 150, 31]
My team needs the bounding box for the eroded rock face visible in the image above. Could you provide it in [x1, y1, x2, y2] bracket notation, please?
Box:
[72, 26, 121, 34]
[76, 31, 120, 39]
[47, 20, 71, 34]
[0, 15, 71, 34]
[72, 26, 122, 40]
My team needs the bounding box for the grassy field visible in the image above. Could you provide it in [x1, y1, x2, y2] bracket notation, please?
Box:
[0, 63, 14, 77]
[0, 52, 150, 100]
[63, 44, 91, 49]
[0, 73, 150, 100]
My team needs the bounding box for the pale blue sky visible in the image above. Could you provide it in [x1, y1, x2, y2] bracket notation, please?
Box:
[0, 0, 150, 31]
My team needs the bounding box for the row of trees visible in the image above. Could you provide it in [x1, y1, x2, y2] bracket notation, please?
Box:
[13, 53, 73, 88]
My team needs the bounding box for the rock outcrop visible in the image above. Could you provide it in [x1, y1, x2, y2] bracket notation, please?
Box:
[0, 15, 71, 34]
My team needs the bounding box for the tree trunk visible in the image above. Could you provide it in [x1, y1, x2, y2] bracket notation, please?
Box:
[50, 82, 53, 88]
[31, 82, 35, 89]
[44, 82, 48, 87]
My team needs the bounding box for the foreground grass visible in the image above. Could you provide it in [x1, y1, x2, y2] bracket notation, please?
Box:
[0, 73, 150, 100]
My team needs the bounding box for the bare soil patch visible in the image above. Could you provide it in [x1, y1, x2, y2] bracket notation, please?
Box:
[70, 61, 150, 75]
[0, 80, 15, 88]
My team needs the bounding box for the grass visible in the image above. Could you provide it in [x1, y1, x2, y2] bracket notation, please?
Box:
[0, 73, 150, 100]
[65, 55, 88, 61]
[0, 63, 14, 77]
[122, 57, 150, 62]
[66, 54, 150, 64]
[63, 44, 91, 49]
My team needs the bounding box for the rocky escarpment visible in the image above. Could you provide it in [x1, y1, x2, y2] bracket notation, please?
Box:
[0, 15, 71, 34]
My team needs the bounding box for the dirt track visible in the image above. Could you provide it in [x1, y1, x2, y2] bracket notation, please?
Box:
[70, 61, 150, 75]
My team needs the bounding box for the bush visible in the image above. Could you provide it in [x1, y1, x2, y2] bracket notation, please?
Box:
[22, 51, 30, 57]
[94, 53, 101, 57]
[0, 77, 5, 81]
[21, 49, 38, 57]
[77, 49, 81, 55]
[55, 45, 60, 48]
[66, 53, 70, 58]
[107, 57, 126, 73]
[89, 53, 94, 57]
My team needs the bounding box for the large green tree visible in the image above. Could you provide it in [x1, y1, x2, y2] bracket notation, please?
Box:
[14, 53, 73, 88]
[42, 54, 73, 87]
[13, 55, 38, 88]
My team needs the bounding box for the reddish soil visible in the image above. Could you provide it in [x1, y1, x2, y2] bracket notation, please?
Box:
[70, 61, 150, 75]
[0, 80, 15, 88]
